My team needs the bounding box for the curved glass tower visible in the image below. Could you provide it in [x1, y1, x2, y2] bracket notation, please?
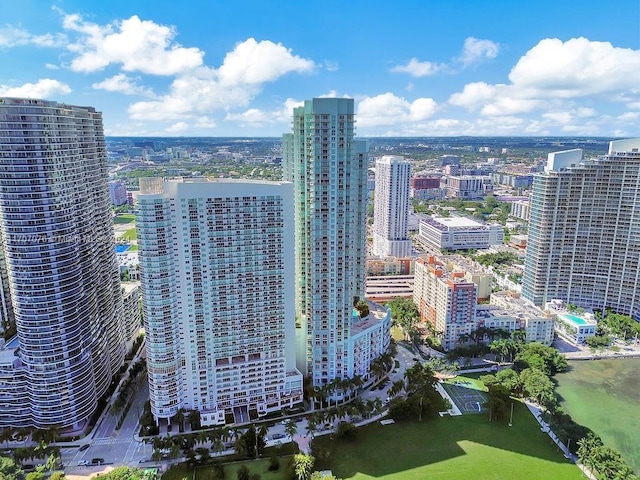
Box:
[0, 97, 125, 429]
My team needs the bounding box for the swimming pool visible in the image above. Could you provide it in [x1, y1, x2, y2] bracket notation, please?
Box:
[115, 244, 131, 254]
[561, 312, 588, 325]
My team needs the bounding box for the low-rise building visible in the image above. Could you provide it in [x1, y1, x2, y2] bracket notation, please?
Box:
[489, 291, 555, 345]
[366, 257, 414, 276]
[365, 275, 414, 303]
[417, 216, 504, 252]
[349, 301, 391, 380]
[546, 300, 597, 345]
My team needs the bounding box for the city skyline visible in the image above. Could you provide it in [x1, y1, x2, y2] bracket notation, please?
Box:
[0, 1, 638, 137]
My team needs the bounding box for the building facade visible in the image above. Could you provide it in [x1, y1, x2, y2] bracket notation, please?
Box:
[523, 139, 640, 319]
[108, 180, 128, 206]
[282, 98, 388, 388]
[137, 178, 303, 425]
[417, 216, 504, 252]
[0, 97, 126, 429]
[413, 256, 478, 350]
[372, 156, 412, 258]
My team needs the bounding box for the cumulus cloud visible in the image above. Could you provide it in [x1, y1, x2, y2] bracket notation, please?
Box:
[62, 14, 204, 75]
[165, 122, 189, 133]
[0, 78, 71, 98]
[217, 38, 314, 85]
[391, 37, 499, 77]
[457, 37, 500, 67]
[0, 25, 67, 48]
[225, 98, 304, 127]
[129, 38, 314, 121]
[508, 37, 640, 96]
[449, 37, 640, 117]
[92, 74, 156, 97]
[390, 58, 447, 77]
[357, 92, 438, 126]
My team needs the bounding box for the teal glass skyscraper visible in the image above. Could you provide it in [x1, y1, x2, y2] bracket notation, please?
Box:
[283, 98, 389, 389]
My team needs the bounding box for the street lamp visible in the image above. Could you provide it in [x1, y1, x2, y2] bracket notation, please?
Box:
[508, 402, 514, 427]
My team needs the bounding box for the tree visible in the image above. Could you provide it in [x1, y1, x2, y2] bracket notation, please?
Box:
[284, 419, 298, 440]
[335, 421, 357, 440]
[354, 300, 369, 318]
[520, 368, 556, 409]
[485, 384, 510, 421]
[188, 410, 202, 430]
[237, 465, 251, 480]
[402, 363, 445, 421]
[0, 455, 24, 479]
[293, 453, 315, 480]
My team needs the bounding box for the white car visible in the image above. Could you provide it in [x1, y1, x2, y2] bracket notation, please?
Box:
[77, 460, 89, 466]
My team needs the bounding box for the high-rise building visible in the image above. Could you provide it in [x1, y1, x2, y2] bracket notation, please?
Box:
[0, 97, 126, 429]
[523, 139, 640, 319]
[372, 156, 412, 258]
[108, 180, 128, 206]
[137, 178, 303, 425]
[283, 98, 389, 389]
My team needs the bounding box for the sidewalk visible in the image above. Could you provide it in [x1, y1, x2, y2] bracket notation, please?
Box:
[524, 402, 596, 480]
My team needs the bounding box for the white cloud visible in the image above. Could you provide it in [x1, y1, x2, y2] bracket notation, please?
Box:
[391, 37, 499, 77]
[195, 116, 216, 129]
[357, 93, 437, 126]
[217, 38, 313, 85]
[508, 37, 640, 97]
[165, 121, 189, 133]
[45, 63, 59, 70]
[448, 37, 640, 119]
[63, 14, 204, 75]
[0, 26, 67, 48]
[0, 78, 71, 98]
[457, 37, 500, 67]
[323, 60, 339, 72]
[129, 38, 314, 121]
[225, 98, 304, 127]
[390, 58, 447, 77]
[92, 74, 156, 97]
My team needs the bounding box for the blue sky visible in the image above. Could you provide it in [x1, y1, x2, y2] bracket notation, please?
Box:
[1, 0, 639, 137]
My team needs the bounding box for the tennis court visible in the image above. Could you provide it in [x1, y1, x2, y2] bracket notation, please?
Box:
[441, 381, 488, 414]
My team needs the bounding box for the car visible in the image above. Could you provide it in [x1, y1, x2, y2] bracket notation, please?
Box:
[77, 460, 89, 466]
[79, 444, 90, 451]
[272, 433, 286, 440]
[91, 458, 104, 465]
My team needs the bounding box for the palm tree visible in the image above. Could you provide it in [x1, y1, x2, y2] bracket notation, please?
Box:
[294, 453, 315, 480]
[284, 419, 298, 440]
[0, 428, 13, 447]
[389, 379, 405, 398]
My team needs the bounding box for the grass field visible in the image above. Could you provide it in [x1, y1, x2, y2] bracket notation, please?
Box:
[313, 403, 583, 480]
[120, 227, 137, 241]
[163, 456, 294, 480]
[114, 213, 135, 224]
[555, 358, 640, 472]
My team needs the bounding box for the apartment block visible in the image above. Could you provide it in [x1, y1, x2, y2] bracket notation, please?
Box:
[137, 177, 303, 425]
[523, 139, 640, 319]
[372, 156, 412, 258]
[0, 97, 126, 429]
[413, 256, 477, 350]
[283, 98, 389, 389]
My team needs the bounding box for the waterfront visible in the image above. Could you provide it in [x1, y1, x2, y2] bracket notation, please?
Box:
[555, 357, 640, 473]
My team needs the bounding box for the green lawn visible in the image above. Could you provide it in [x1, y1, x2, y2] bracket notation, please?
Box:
[555, 358, 640, 472]
[196, 458, 289, 479]
[312, 403, 583, 480]
[120, 228, 137, 241]
[114, 213, 135, 224]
